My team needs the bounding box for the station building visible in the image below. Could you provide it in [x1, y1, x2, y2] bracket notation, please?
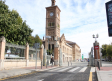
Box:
[42, 0, 81, 62]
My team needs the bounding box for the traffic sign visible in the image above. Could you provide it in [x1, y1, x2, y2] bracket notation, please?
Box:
[95, 46, 99, 50]
[82, 54, 84, 60]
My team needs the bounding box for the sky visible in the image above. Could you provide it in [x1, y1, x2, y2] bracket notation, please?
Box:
[5, 0, 112, 58]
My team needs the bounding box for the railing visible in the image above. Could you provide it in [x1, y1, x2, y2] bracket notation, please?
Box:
[5, 43, 26, 49]
[4, 57, 25, 59]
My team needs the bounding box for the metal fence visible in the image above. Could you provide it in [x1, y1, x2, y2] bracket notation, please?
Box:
[5, 43, 25, 59]
[5, 43, 40, 60]
[29, 47, 40, 60]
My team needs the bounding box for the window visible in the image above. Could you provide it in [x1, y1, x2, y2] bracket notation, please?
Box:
[48, 22, 55, 27]
[52, 23, 55, 26]
[48, 44, 50, 50]
[48, 23, 51, 26]
[52, 44, 54, 50]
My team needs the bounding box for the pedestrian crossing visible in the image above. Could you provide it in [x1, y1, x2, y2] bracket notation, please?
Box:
[57, 67, 72, 72]
[68, 67, 80, 72]
[47, 66, 95, 73]
[79, 67, 87, 72]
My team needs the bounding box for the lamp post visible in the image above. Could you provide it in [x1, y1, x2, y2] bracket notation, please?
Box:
[93, 34, 98, 41]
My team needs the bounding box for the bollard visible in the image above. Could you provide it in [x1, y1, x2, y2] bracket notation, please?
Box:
[71, 62, 72, 66]
[46, 60, 47, 68]
[68, 61, 69, 66]
[41, 61, 42, 69]
[97, 61, 100, 70]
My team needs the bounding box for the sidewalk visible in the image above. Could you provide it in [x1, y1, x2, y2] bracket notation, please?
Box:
[96, 67, 112, 81]
[0, 65, 58, 79]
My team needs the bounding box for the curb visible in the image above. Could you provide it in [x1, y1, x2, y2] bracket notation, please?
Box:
[95, 67, 101, 81]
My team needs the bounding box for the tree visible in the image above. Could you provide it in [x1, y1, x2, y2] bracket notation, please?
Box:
[106, 45, 112, 57]
[28, 36, 35, 47]
[0, 0, 33, 45]
[101, 44, 112, 61]
[34, 35, 42, 46]
[101, 44, 108, 58]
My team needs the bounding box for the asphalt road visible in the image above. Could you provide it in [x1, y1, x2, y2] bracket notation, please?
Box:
[2, 62, 97, 81]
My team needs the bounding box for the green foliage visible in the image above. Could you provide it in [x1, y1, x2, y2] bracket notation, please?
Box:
[47, 49, 53, 55]
[28, 35, 42, 47]
[0, 0, 34, 45]
[101, 44, 112, 57]
[34, 35, 42, 46]
[0, 0, 42, 47]
[106, 45, 112, 57]
[101, 44, 108, 57]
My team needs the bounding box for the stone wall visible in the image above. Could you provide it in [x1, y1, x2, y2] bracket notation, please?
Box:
[3, 59, 41, 69]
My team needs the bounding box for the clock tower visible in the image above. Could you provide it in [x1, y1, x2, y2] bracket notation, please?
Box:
[45, 0, 61, 53]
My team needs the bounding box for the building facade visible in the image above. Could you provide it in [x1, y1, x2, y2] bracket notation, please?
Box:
[43, 0, 81, 62]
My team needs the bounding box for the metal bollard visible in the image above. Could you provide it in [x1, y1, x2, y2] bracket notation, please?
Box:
[71, 62, 72, 66]
[41, 61, 42, 69]
[97, 61, 100, 70]
[68, 61, 69, 66]
[46, 60, 47, 68]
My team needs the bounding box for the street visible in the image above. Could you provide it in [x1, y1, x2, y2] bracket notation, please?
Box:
[2, 62, 97, 81]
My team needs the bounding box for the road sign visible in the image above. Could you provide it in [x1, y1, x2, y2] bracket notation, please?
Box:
[34, 43, 40, 49]
[82, 54, 84, 60]
[45, 36, 51, 38]
[95, 46, 99, 50]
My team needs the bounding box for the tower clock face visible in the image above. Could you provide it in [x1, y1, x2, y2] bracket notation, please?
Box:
[50, 12, 54, 16]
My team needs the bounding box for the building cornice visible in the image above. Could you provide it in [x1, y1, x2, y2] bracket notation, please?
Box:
[46, 5, 61, 12]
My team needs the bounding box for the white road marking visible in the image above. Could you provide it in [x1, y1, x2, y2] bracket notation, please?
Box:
[90, 67, 95, 72]
[68, 67, 80, 72]
[48, 67, 65, 72]
[79, 67, 87, 72]
[57, 67, 72, 72]
[37, 79, 44, 81]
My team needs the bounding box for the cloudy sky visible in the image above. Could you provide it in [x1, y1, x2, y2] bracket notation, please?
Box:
[5, 0, 112, 58]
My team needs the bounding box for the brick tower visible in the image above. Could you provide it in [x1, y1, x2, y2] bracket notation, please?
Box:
[45, 0, 61, 55]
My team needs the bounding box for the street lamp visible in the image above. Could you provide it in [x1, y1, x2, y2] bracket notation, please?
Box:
[93, 34, 98, 41]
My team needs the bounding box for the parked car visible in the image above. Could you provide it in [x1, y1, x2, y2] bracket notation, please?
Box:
[101, 59, 105, 61]
[81, 60, 83, 62]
